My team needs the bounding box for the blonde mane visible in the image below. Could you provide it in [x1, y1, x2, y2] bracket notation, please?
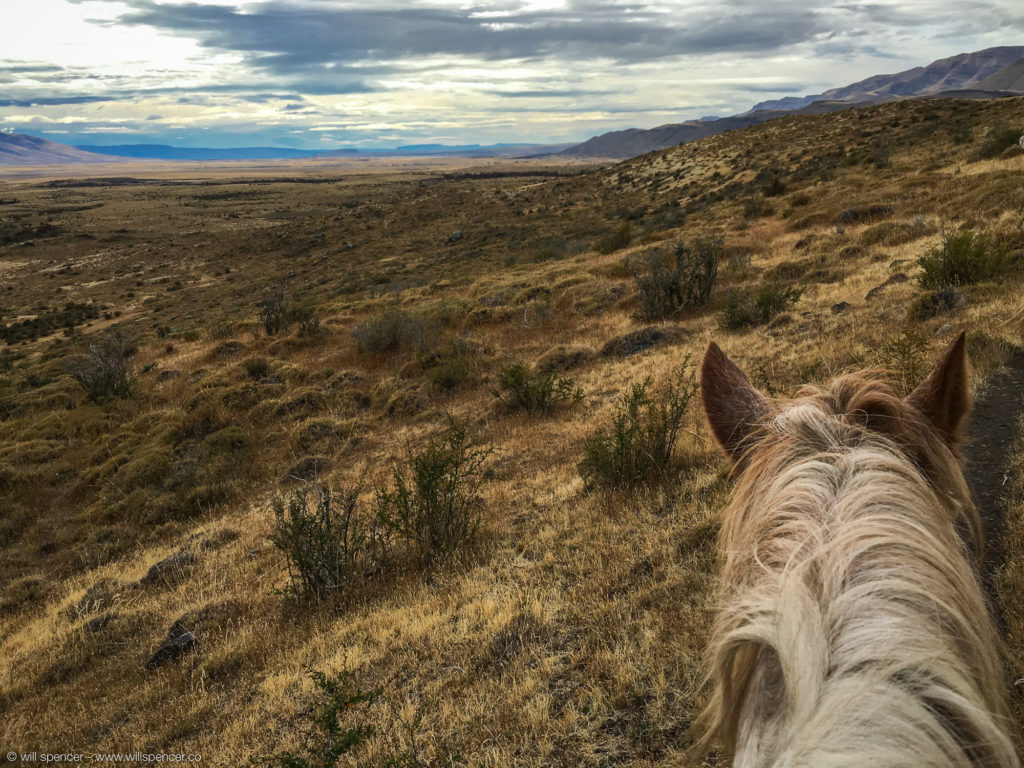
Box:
[696, 337, 1020, 767]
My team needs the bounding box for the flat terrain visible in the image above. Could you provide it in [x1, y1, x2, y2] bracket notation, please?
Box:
[1, 96, 1023, 765]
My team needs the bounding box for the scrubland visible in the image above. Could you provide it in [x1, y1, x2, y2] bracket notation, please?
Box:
[1, 96, 1024, 765]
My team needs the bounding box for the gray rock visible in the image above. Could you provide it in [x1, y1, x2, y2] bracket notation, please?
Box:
[600, 326, 684, 357]
[831, 301, 851, 314]
[139, 550, 196, 588]
[936, 324, 954, 336]
[145, 630, 197, 670]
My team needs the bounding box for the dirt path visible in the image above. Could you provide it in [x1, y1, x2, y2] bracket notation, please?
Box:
[963, 347, 1024, 604]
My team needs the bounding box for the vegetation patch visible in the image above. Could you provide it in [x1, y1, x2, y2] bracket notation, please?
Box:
[579, 361, 698, 489]
[917, 228, 1020, 288]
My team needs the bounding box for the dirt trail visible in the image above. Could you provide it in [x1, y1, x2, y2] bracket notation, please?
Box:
[963, 347, 1024, 602]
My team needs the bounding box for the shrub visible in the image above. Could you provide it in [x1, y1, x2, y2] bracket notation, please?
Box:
[579, 360, 698, 489]
[720, 284, 801, 329]
[270, 483, 383, 600]
[595, 222, 632, 255]
[976, 123, 1023, 160]
[242, 356, 272, 380]
[876, 326, 931, 395]
[375, 419, 487, 566]
[917, 229, 1018, 288]
[64, 331, 136, 401]
[259, 292, 289, 336]
[494, 362, 582, 413]
[252, 667, 378, 768]
[351, 309, 436, 356]
[418, 337, 470, 392]
[628, 237, 721, 321]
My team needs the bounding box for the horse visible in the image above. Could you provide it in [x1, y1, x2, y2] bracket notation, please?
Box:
[694, 332, 1021, 767]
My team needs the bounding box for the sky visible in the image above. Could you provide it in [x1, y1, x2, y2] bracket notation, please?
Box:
[1, 0, 1023, 149]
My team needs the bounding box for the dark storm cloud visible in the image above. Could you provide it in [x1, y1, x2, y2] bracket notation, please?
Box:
[0, 96, 118, 107]
[101, 0, 827, 75]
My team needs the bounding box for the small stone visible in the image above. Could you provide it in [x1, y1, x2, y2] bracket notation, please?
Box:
[831, 301, 851, 314]
[936, 324, 954, 336]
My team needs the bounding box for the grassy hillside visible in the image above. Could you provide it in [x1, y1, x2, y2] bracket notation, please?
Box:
[1, 96, 1023, 765]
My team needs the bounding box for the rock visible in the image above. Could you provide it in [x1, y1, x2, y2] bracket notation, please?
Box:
[864, 272, 909, 300]
[66, 579, 122, 620]
[600, 326, 684, 358]
[794, 234, 814, 250]
[831, 301, 851, 314]
[447, 230, 463, 243]
[210, 341, 245, 358]
[936, 324, 954, 336]
[536, 346, 594, 373]
[910, 288, 965, 320]
[286, 456, 331, 482]
[145, 630, 197, 670]
[139, 550, 197, 588]
[84, 613, 114, 633]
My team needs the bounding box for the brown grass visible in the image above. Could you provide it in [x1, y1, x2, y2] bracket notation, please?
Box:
[1, 95, 1023, 765]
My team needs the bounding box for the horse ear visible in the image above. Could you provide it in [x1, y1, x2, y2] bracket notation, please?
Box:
[701, 341, 770, 461]
[907, 331, 970, 446]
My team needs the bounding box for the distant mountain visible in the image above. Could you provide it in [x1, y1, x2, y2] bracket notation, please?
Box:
[747, 47, 1024, 113]
[561, 100, 860, 159]
[0, 132, 118, 165]
[68, 142, 567, 161]
[74, 144, 325, 161]
[562, 47, 1024, 159]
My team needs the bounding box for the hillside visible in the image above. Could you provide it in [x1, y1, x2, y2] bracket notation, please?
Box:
[562, 46, 1024, 159]
[1, 96, 1023, 764]
[0, 133, 118, 165]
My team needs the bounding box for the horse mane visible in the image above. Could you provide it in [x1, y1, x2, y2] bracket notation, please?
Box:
[694, 358, 1020, 767]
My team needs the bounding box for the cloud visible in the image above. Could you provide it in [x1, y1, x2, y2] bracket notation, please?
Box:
[0, 96, 118, 107]
[104, 0, 827, 75]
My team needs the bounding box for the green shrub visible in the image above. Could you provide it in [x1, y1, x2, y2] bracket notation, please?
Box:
[64, 331, 136, 401]
[628, 237, 721, 320]
[251, 667, 378, 768]
[418, 338, 470, 392]
[271, 483, 383, 600]
[917, 229, 1018, 288]
[375, 419, 487, 566]
[242, 356, 272, 380]
[259, 292, 290, 336]
[595, 222, 633, 255]
[976, 123, 1023, 160]
[578, 360, 698, 489]
[494, 362, 582, 413]
[720, 284, 801, 329]
[352, 309, 435, 356]
[876, 326, 931, 395]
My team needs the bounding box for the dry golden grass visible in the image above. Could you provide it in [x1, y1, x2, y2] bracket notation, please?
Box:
[1, 95, 1023, 765]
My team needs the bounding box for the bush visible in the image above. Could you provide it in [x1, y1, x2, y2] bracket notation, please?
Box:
[976, 123, 1023, 160]
[628, 237, 721, 321]
[64, 331, 136, 401]
[917, 229, 1018, 288]
[418, 337, 470, 392]
[271, 483, 383, 600]
[252, 667, 377, 768]
[876, 326, 931, 395]
[579, 360, 698, 489]
[259, 292, 290, 336]
[595, 222, 633, 255]
[494, 362, 582, 413]
[720, 284, 801, 329]
[352, 309, 435, 356]
[375, 419, 487, 566]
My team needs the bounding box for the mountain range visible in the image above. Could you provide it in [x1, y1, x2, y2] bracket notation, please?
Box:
[3, 46, 1023, 166]
[560, 46, 1024, 159]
